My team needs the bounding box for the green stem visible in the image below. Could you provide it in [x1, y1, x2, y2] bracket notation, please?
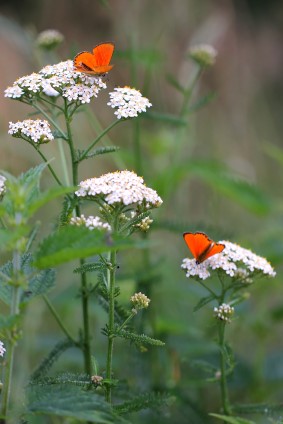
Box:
[1, 248, 21, 421]
[116, 311, 136, 333]
[218, 321, 231, 415]
[35, 147, 64, 186]
[180, 67, 203, 117]
[79, 120, 120, 163]
[105, 249, 117, 403]
[64, 101, 92, 376]
[33, 103, 66, 139]
[43, 295, 77, 345]
[198, 280, 218, 298]
[58, 139, 71, 186]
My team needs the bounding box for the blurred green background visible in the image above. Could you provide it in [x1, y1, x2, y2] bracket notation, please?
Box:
[1, 0, 283, 422]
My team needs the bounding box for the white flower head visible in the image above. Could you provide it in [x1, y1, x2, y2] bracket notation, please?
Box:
[189, 44, 217, 67]
[131, 292, 150, 310]
[8, 120, 54, 144]
[70, 214, 111, 232]
[214, 303, 234, 323]
[4, 60, 106, 103]
[0, 341, 6, 357]
[107, 87, 152, 119]
[36, 29, 64, 50]
[75, 170, 163, 209]
[0, 176, 6, 199]
[182, 240, 276, 281]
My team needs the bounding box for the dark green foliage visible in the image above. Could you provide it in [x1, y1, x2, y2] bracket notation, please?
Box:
[27, 384, 129, 423]
[117, 329, 165, 347]
[0, 254, 55, 306]
[114, 392, 173, 415]
[30, 339, 78, 382]
[77, 146, 120, 162]
[73, 261, 106, 274]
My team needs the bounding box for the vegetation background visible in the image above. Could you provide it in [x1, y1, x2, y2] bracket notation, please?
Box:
[0, 0, 283, 422]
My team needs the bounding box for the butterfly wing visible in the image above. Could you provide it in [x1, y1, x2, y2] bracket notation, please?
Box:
[74, 43, 114, 75]
[91, 42, 114, 74]
[183, 232, 212, 262]
[74, 51, 97, 73]
[183, 232, 225, 263]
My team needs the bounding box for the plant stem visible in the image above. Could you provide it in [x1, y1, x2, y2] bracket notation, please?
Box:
[43, 295, 77, 345]
[58, 139, 71, 186]
[180, 67, 203, 117]
[33, 103, 66, 139]
[79, 120, 120, 162]
[35, 147, 64, 187]
[105, 249, 117, 403]
[64, 101, 92, 376]
[218, 322, 231, 415]
[1, 248, 21, 421]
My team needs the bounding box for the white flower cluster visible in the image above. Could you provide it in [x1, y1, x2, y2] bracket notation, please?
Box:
[0, 341, 6, 357]
[8, 120, 54, 144]
[70, 214, 111, 232]
[130, 292, 151, 310]
[189, 44, 217, 67]
[76, 171, 163, 209]
[36, 29, 64, 49]
[214, 303, 234, 323]
[4, 60, 106, 103]
[0, 176, 6, 198]
[108, 87, 152, 119]
[181, 240, 276, 281]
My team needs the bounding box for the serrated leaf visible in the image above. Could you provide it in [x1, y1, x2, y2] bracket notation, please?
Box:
[27, 384, 128, 423]
[0, 254, 55, 306]
[28, 186, 76, 215]
[209, 414, 255, 424]
[78, 146, 120, 162]
[34, 226, 146, 268]
[189, 92, 216, 113]
[193, 294, 215, 312]
[118, 329, 165, 346]
[0, 227, 29, 251]
[73, 262, 105, 274]
[114, 392, 173, 414]
[0, 314, 19, 331]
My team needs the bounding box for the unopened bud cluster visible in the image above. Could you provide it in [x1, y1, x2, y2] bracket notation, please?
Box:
[214, 303, 234, 323]
[36, 29, 64, 50]
[189, 44, 217, 67]
[130, 292, 150, 311]
[136, 216, 153, 232]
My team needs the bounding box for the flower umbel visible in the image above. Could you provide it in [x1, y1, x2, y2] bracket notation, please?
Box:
[36, 29, 64, 50]
[70, 214, 111, 232]
[189, 44, 217, 67]
[181, 240, 276, 281]
[75, 170, 162, 209]
[0, 341, 6, 357]
[131, 292, 150, 310]
[0, 176, 7, 200]
[108, 87, 152, 119]
[214, 304, 234, 323]
[8, 120, 54, 144]
[5, 60, 106, 103]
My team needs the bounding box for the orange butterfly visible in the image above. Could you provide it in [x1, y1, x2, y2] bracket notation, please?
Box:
[183, 232, 225, 264]
[73, 42, 114, 75]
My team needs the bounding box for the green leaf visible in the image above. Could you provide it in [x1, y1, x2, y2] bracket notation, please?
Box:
[27, 384, 128, 423]
[28, 185, 76, 216]
[209, 414, 255, 424]
[34, 226, 145, 268]
[189, 92, 216, 113]
[0, 227, 29, 251]
[193, 294, 216, 312]
[78, 146, 120, 162]
[166, 73, 185, 93]
[114, 392, 173, 414]
[73, 262, 105, 274]
[0, 254, 55, 306]
[117, 329, 165, 347]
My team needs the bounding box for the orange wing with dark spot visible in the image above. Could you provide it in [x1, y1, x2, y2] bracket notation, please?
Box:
[74, 42, 114, 75]
[183, 232, 225, 263]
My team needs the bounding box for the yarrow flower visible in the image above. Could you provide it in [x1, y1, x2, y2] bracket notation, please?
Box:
[4, 60, 106, 103]
[189, 44, 217, 67]
[131, 292, 150, 311]
[75, 171, 162, 209]
[36, 29, 64, 50]
[70, 214, 111, 232]
[181, 240, 276, 281]
[0, 341, 6, 357]
[8, 120, 54, 144]
[107, 87, 152, 119]
[214, 303, 234, 323]
[0, 176, 6, 199]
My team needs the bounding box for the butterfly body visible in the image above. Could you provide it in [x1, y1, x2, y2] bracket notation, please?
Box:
[73, 42, 114, 75]
[183, 232, 225, 264]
